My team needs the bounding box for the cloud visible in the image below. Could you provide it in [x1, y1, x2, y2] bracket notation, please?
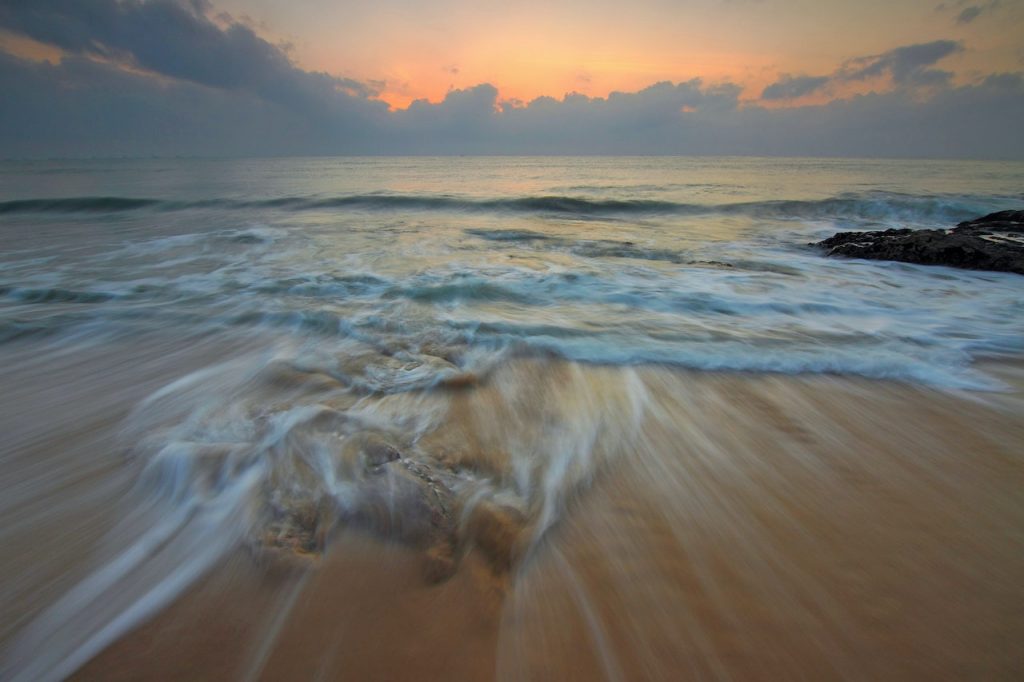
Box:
[938, 0, 1001, 25]
[980, 71, 1023, 89]
[0, 48, 368, 157]
[759, 40, 962, 104]
[0, 2, 1020, 159]
[0, 0, 381, 107]
[399, 84, 499, 127]
[957, 6, 984, 23]
[761, 75, 830, 100]
[839, 40, 962, 87]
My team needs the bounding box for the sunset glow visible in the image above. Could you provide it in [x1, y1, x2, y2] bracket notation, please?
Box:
[1, 0, 1022, 157]
[215, 0, 1024, 108]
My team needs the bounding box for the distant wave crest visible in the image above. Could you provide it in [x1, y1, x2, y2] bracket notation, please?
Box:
[0, 192, 990, 224]
[0, 197, 161, 213]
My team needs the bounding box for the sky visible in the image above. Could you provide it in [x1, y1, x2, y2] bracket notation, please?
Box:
[0, 0, 1022, 158]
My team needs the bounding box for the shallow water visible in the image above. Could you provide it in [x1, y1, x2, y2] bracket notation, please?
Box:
[1, 157, 1023, 680]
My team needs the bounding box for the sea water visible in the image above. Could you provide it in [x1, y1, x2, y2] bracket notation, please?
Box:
[1, 156, 1023, 680]
[2, 156, 1022, 389]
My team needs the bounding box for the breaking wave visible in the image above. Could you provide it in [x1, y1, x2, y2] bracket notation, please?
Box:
[0, 192, 1003, 225]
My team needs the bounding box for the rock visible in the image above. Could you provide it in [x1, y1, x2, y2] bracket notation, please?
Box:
[422, 543, 458, 584]
[813, 210, 1024, 275]
[262, 496, 335, 558]
[953, 209, 1024, 233]
[360, 436, 402, 469]
[252, 438, 530, 584]
[463, 501, 527, 573]
[254, 455, 463, 582]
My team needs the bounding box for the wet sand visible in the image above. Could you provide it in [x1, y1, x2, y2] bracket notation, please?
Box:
[3, 348, 1024, 680]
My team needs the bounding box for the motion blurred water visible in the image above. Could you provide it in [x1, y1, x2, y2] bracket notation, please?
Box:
[1, 157, 1023, 680]
[3, 156, 1022, 387]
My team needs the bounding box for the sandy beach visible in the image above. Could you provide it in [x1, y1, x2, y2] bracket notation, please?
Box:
[4, 341, 1021, 680]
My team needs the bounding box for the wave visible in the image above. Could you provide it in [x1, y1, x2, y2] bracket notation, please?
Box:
[0, 192, 999, 224]
[0, 197, 161, 213]
[464, 228, 553, 241]
[0, 286, 120, 304]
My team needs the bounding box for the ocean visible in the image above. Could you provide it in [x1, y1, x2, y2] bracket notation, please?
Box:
[1, 156, 1023, 680]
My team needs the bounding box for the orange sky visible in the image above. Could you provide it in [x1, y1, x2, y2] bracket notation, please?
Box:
[3, 0, 1019, 110]
[0, 29, 62, 64]
[210, 0, 1023, 109]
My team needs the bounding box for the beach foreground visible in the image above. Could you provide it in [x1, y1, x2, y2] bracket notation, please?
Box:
[3, 339, 1022, 680]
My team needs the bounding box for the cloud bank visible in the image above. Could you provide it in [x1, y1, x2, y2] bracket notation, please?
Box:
[1, 0, 1022, 159]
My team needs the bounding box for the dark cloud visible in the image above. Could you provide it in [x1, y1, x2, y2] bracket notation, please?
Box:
[938, 0, 1001, 24]
[761, 75, 830, 100]
[840, 40, 962, 87]
[760, 41, 962, 104]
[482, 81, 743, 154]
[398, 84, 499, 131]
[957, 6, 984, 23]
[0, 50, 300, 157]
[0, 0, 380, 105]
[981, 72, 1023, 89]
[0, 2, 1020, 159]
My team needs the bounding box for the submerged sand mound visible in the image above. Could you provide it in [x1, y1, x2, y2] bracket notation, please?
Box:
[251, 421, 542, 584]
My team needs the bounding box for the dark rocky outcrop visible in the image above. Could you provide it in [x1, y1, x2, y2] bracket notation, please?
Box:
[813, 210, 1024, 275]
